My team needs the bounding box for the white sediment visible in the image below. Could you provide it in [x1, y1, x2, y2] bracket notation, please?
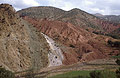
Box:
[41, 33, 64, 67]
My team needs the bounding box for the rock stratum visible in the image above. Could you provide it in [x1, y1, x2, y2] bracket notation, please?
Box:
[0, 4, 120, 72]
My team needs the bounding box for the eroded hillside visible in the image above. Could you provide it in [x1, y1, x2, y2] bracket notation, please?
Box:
[0, 4, 51, 72]
[23, 17, 120, 65]
[18, 6, 120, 34]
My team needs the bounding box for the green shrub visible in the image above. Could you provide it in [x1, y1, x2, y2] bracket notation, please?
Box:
[116, 68, 120, 78]
[105, 34, 120, 39]
[89, 71, 102, 78]
[116, 59, 120, 65]
[90, 70, 116, 78]
[107, 40, 120, 47]
[101, 70, 116, 78]
[0, 67, 15, 78]
[69, 44, 75, 48]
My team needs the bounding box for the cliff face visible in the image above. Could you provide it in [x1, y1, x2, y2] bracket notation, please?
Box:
[0, 4, 51, 72]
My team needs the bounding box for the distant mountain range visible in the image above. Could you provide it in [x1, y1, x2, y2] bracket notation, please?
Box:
[94, 13, 120, 23]
[18, 6, 120, 39]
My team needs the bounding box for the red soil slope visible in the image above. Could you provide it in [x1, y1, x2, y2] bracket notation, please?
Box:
[23, 17, 119, 65]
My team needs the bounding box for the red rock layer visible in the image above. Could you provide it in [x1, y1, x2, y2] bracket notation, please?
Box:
[96, 19, 120, 33]
[23, 16, 119, 65]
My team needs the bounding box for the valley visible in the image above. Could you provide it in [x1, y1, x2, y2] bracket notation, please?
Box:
[0, 3, 120, 78]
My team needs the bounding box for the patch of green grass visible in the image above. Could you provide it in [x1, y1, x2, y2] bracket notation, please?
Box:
[49, 70, 116, 78]
[111, 56, 120, 59]
[48, 70, 91, 78]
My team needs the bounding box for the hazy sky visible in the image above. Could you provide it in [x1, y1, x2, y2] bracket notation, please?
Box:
[0, 0, 120, 15]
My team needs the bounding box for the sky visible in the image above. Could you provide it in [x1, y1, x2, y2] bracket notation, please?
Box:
[0, 0, 120, 15]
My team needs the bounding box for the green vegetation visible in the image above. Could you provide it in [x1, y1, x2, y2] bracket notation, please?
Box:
[112, 55, 120, 59]
[107, 40, 120, 47]
[116, 68, 120, 78]
[69, 44, 75, 48]
[92, 31, 120, 39]
[89, 71, 102, 78]
[0, 67, 15, 78]
[116, 59, 120, 65]
[105, 34, 120, 39]
[49, 70, 116, 78]
[90, 70, 116, 78]
[49, 71, 90, 78]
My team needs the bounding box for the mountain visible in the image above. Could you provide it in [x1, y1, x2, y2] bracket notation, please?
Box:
[18, 6, 120, 64]
[18, 7, 120, 35]
[0, 4, 120, 75]
[18, 6, 67, 20]
[23, 17, 120, 64]
[95, 13, 120, 23]
[94, 13, 104, 17]
[94, 13, 120, 38]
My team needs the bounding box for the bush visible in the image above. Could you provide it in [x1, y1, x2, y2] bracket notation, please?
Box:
[89, 71, 102, 78]
[116, 68, 120, 78]
[107, 40, 120, 47]
[116, 59, 120, 65]
[101, 70, 116, 78]
[105, 34, 120, 39]
[69, 44, 75, 48]
[0, 67, 15, 78]
[90, 70, 116, 78]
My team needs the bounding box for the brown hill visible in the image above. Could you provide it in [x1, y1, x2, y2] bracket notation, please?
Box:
[18, 6, 67, 20]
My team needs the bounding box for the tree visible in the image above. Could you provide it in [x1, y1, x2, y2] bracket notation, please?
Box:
[89, 71, 102, 78]
[0, 67, 15, 78]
